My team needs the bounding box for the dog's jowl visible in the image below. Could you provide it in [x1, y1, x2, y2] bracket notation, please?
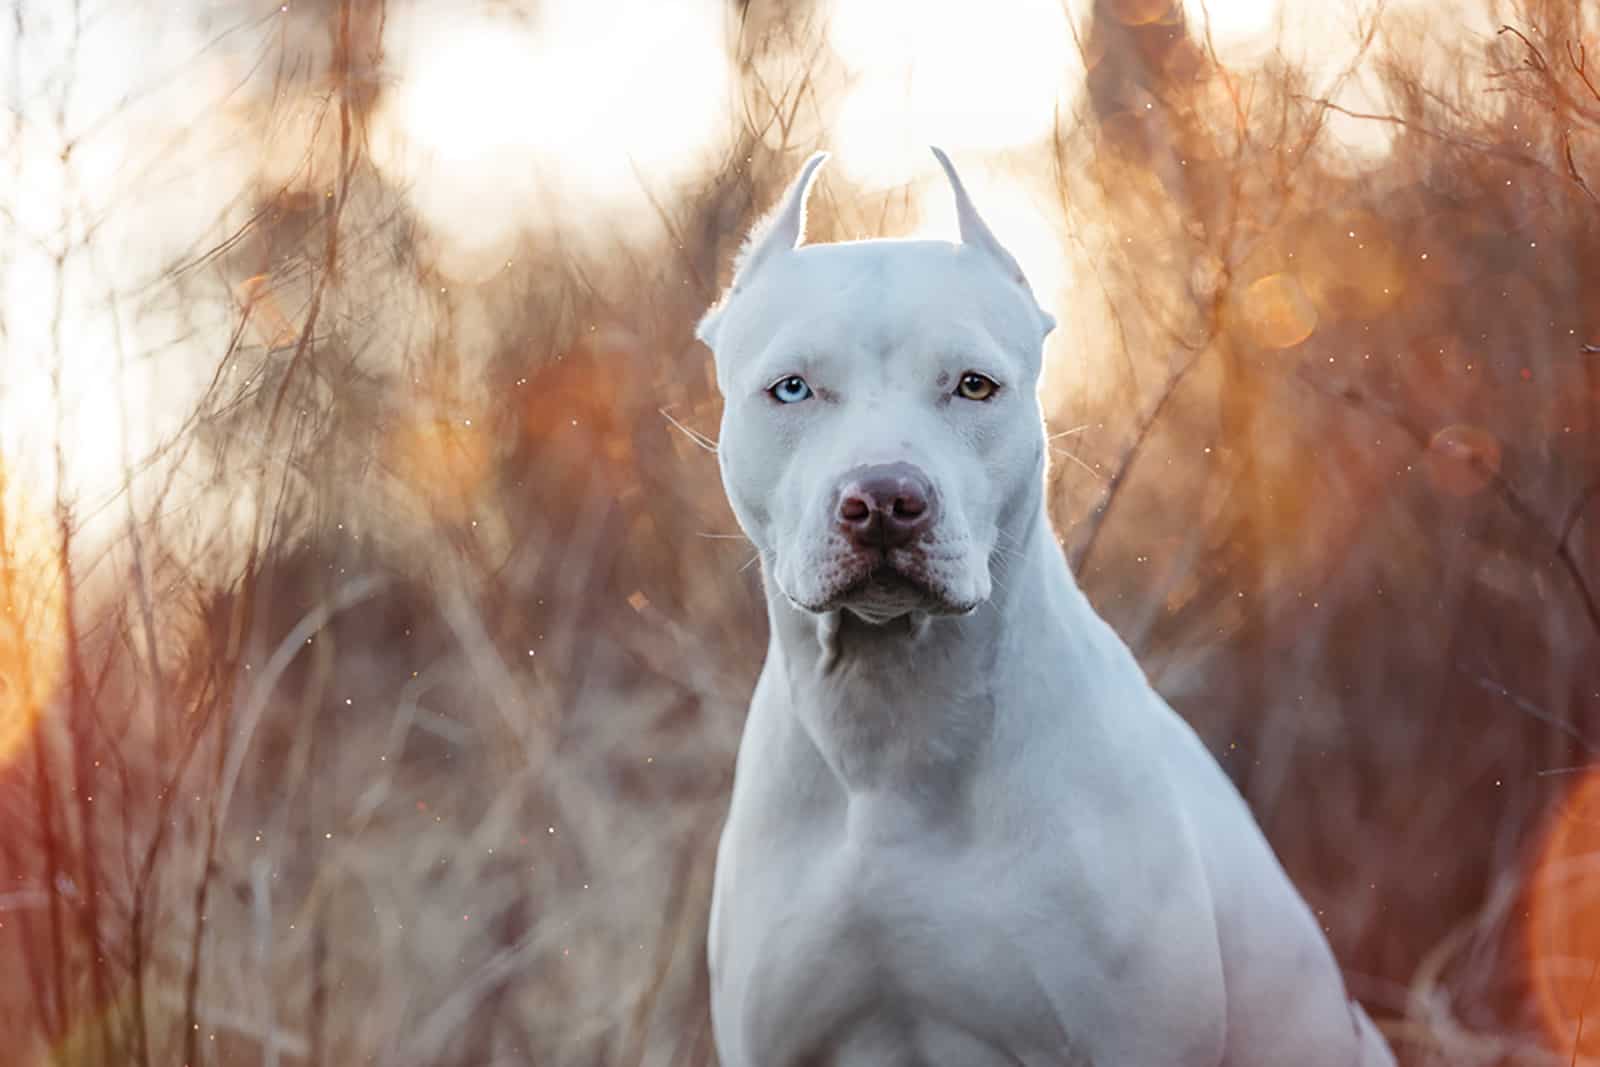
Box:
[696, 149, 1396, 1067]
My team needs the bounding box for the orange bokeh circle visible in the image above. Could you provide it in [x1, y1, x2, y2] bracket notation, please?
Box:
[1529, 771, 1600, 1060]
[1107, 0, 1179, 27]
[1238, 272, 1318, 350]
[1423, 424, 1501, 499]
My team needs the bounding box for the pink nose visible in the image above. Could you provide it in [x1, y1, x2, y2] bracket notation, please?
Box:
[835, 463, 938, 550]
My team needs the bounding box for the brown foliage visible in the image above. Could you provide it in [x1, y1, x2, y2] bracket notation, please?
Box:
[3, 0, 1600, 1064]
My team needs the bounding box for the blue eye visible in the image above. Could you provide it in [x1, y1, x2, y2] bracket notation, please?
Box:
[769, 375, 813, 404]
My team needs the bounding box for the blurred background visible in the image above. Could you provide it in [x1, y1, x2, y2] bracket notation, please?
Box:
[0, 0, 1597, 1063]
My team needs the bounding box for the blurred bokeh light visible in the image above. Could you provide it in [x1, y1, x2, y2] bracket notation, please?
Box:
[1530, 771, 1600, 1062]
[1, 0, 1598, 1064]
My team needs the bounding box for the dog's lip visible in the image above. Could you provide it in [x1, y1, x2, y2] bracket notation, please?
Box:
[791, 554, 978, 618]
[847, 570, 924, 601]
[844, 556, 929, 592]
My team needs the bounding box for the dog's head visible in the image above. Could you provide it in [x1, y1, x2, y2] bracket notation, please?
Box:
[698, 149, 1056, 623]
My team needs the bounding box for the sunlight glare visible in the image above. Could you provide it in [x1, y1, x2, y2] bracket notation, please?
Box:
[1183, 0, 1282, 63]
[908, 161, 1071, 321]
[0, 240, 212, 523]
[827, 0, 1075, 189]
[0, 6, 258, 515]
[373, 0, 732, 262]
[1183, 0, 1462, 166]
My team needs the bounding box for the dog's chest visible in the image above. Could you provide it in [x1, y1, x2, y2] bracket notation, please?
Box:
[711, 747, 1232, 1067]
[720, 817, 1083, 1066]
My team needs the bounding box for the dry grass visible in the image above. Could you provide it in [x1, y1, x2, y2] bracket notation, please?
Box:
[1, 0, 1599, 1063]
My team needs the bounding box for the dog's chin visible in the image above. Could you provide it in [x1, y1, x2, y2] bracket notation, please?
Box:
[787, 568, 981, 622]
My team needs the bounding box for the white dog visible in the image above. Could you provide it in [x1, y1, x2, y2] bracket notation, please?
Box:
[697, 149, 1396, 1067]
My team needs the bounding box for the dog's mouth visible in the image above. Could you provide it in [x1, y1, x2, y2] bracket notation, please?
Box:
[837, 570, 934, 621]
[790, 551, 978, 621]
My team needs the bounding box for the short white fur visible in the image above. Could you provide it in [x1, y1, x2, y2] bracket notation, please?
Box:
[699, 148, 1396, 1067]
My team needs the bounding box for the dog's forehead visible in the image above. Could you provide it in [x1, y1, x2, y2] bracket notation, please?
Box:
[711, 238, 1044, 368]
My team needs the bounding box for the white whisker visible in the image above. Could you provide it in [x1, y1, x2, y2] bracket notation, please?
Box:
[660, 407, 719, 454]
[1051, 446, 1106, 483]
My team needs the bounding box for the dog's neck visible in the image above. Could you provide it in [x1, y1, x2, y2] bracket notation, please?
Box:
[762, 507, 1081, 810]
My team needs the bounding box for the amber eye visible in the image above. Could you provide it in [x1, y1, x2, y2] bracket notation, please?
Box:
[955, 372, 999, 402]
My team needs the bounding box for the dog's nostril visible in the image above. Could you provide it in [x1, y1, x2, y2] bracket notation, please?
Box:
[892, 494, 926, 520]
[839, 496, 871, 523]
[835, 464, 938, 549]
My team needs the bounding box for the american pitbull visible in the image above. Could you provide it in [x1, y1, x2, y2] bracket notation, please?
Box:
[696, 148, 1395, 1067]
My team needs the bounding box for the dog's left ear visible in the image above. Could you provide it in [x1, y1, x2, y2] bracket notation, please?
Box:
[930, 146, 1056, 340]
[697, 151, 831, 350]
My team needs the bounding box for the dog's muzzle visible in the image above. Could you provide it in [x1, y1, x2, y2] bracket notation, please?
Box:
[834, 463, 939, 549]
[797, 462, 971, 618]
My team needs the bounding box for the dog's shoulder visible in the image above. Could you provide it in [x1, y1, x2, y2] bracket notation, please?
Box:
[1146, 704, 1376, 1064]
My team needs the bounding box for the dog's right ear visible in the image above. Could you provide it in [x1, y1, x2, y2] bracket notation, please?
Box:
[731, 151, 830, 286]
[697, 151, 830, 350]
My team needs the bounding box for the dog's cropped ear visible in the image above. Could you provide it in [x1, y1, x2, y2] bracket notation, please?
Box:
[930, 146, 1055, 339]
[697, 151, 830, 350]
[930, 146, 1026, 285]
[734, 150, 829, 285]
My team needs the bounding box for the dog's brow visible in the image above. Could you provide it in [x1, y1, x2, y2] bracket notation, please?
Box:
[748, 346, 830, 386]
[916, 338, 1015, 378]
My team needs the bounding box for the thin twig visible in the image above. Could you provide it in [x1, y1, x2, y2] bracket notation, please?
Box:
[1071, 349, 1205, 573]
[1459, 665, 1599, 753]
[1305, 376, 1600, 640]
